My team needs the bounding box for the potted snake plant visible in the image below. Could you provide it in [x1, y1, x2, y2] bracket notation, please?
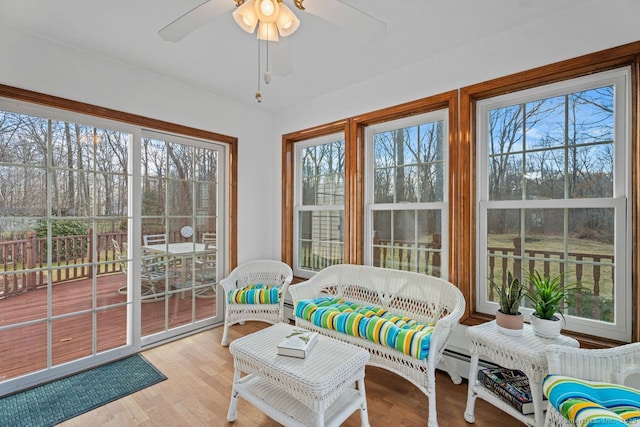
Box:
[490, 271, 525, 336]
[524, 270, 576, 338]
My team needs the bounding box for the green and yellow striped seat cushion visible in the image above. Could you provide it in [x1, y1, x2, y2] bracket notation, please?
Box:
[227, 284, 280, 304]
[294, 297, 434, 360]
[543, 374, 640, 426]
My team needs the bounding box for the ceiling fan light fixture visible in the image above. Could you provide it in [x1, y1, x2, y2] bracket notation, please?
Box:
[276, 3, 300, 37]
[232, 0, 258, 33]
[254, 0, 280, 23]
[257, 21, 279, 41]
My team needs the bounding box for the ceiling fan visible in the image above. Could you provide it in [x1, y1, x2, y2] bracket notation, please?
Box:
[158, 0, 386, 100]
[158, 0, 386, 43]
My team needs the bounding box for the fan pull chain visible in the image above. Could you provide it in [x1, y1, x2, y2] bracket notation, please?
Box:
[255, 35, 262, 103]
[264, 33, 271, 85]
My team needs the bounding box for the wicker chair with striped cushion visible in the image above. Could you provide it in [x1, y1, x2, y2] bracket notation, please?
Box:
[544, 343, 640, 427]
[219, 259, 293, 346]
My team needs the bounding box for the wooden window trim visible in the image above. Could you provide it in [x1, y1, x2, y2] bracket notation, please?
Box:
[281, 91, 458, 278]
[281, 120, 350, 268]
[459, 41, 640, 346]
[0, 84, 239, 269]
[350, 91, 459, 268]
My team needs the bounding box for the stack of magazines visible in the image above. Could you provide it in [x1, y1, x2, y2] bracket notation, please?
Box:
[477, 367, 544, 414]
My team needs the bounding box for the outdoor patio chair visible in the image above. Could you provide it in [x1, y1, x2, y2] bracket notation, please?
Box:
[138, 259, 176, 302]
[113, 239, 128, 273]
[202, 232, 216, 245]
[219, 259, 293, 346]
[193, 240, 216, 299]
[143, 233, 167, 246]
[543, 342, 640, 427]
[114, 238, 175, 302]
[113, 239, 128, 295]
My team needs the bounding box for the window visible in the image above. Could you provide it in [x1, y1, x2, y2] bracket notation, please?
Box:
[365, 112, 448, 277]
[476, 68, 631, 341]
[293, 133, 345, 278]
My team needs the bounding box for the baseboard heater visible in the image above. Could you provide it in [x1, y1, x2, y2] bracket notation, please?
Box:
[442, 348, 498, 369]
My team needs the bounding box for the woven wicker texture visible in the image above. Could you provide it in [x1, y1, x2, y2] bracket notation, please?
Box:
[220, 260, 293, 346]
[288, 264, 466, 427]
[464, 321, 579, 427]
[228, 323, 370, 426]
[467, 322, 579, 383]
[543, 342, 640, 427]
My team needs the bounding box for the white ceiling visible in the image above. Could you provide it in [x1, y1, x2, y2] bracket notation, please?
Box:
[0, 0, 621, 112]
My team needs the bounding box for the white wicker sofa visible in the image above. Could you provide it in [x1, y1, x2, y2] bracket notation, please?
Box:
[288, 264, 466, 427]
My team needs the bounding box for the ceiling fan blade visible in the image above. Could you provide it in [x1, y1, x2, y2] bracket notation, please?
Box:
[158, 0, 234, 42]
[302, 0, 386, 39]
[271, 38, 294, 77]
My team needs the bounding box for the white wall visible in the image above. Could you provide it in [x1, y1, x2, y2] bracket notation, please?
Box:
[0, 24, 279, 264]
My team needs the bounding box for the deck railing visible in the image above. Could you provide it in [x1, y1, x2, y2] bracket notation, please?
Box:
[0, 229, 127, 299]
[301, 234, 614, 322]
[373, 235, 443, 277]
[488, 237, 614, 322]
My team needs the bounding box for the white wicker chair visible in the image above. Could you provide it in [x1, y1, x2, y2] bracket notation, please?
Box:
[219, 259, 293, 346]
[544, 342, 640, 427]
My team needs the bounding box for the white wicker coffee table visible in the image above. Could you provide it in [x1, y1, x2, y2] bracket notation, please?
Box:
[227, 323, 371, 427]
[464, 321, 579, 427]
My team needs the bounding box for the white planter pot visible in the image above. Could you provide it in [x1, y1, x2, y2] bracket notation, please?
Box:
[529, 313, 563, 338]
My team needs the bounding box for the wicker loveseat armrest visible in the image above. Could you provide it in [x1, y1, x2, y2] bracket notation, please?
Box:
[288, 277, 326, 302]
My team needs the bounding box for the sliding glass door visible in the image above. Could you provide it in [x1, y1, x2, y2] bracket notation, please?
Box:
[138, 131, 223, 344]
[0, 101, 225, 395]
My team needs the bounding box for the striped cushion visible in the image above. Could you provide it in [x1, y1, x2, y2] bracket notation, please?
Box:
[543, 374, 640, 426]
[228, 284, 280, 304]
[294, 297, 435, 360]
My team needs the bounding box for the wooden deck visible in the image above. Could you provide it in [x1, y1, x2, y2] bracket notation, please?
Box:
[0, 273, 217, 381]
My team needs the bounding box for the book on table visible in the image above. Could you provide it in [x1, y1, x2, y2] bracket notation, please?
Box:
[477, 367, 544, 415]
[277, 328, 319, 358]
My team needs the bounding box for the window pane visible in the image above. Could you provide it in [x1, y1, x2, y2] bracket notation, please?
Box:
[297, 210, 343, 272]
[301, 141, 344, 206]
[489, 86, 614, 201]
[487, 207, 615, 324]
[168, 143, 193, 180]
[372, 209, 441, 276]
[95, 130, 128, 174]
[0, 166, 47, 216]
[373, 121, 445, 204]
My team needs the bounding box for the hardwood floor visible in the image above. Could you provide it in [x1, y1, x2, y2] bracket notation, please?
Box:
[57, 322, 521, 427]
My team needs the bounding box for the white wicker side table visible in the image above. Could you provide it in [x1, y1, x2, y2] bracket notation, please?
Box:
[227, 323, 371, 427]
[463, 321, 579, 427]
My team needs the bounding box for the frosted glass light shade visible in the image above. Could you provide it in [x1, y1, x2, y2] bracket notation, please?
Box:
[257, 21, 279, 41]
[276, 4, 300, 37]
[232, 0, 258, 33]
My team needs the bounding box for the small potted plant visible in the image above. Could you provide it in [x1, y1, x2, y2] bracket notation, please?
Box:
[490, 271, 525, 336]
[524, 270, 576, 338]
